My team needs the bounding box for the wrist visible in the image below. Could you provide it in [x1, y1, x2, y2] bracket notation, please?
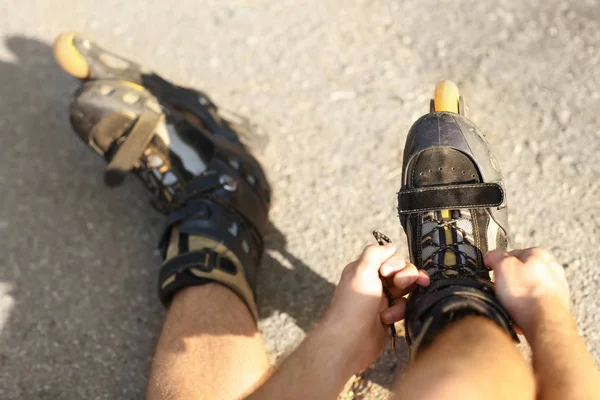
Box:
[521, 298, 577, 344]
[314, 316, 365, 376]
[248, 318, 359, 400]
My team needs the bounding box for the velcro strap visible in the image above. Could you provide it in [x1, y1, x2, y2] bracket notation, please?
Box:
[398, 183, 504, 214]
[104, 111, 163, 186]
[158, 243, 258, 320]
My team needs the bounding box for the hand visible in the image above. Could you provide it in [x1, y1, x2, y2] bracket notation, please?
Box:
[484, 247, 571, 337]
[321, 244, 429, 372]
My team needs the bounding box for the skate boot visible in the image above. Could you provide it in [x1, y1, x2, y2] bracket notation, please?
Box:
[399, 81, 517, 353]
[53, 32, 270, 319]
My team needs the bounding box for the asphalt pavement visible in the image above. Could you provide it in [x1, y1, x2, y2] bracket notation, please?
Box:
[0, 0, 598, 398]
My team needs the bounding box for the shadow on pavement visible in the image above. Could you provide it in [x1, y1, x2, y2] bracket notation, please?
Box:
[0, 35, 165, 399]
[0, 35, 406, 398]
[260, 225, 410, 389]
[260, 221, 336, 332]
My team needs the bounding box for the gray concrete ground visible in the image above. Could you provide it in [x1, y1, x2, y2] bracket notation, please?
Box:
[0, 0, 599, 398]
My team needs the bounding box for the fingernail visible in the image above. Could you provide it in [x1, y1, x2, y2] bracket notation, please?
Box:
[418, 271, 431, 286]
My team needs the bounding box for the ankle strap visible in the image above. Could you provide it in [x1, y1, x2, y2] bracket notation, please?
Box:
[398, 183, 504, 214]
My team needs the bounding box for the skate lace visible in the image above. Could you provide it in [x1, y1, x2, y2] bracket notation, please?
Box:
[421, 214, 480, 279]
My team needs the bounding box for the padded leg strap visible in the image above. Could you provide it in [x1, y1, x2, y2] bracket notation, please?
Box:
[158, 198, 262, 320]
[159, 232, 258, 320]
[405, 278, 517, 356]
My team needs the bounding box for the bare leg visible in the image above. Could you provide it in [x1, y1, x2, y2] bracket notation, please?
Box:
[394, 316, 535, 400]
[147, 284, 270, 400]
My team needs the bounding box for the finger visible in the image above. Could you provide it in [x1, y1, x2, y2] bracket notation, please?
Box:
[484, 249, 510, 269]
[357, 244, 396, 272]
[484, 249, 522, 270]
[381, 298, 408, 325]
[387, 267, 429, 297]
[389, 283, 416, 298]
[416, 270, 430, 287]
[392, 264, 420, 290]
[380, 255, 410, 278]
[506, 248, 530, 259]
[509, 247, 554, 263]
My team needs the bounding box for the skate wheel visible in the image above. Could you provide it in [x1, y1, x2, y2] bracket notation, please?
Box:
[433, 80, 460, 113]
[53, 32, 90, 79]
[458, 95, 466, 117]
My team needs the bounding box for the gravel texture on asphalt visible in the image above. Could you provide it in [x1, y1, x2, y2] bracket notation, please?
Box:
[0, 1, 598, 398]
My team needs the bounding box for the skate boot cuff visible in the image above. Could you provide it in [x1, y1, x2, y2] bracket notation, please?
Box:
[158, 195, 263, 320]
[406, 279, 517, 355]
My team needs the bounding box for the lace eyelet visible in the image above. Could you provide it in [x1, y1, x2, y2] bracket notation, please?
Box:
[219, 175, 238, 191]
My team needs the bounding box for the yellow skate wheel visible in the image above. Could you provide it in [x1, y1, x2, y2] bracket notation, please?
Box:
[433, 80, 460, 113]
[53, 32, 90, 79]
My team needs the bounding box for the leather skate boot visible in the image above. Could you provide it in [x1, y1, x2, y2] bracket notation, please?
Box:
[54, 32, 270, 319]
[399, 81, 517, 353]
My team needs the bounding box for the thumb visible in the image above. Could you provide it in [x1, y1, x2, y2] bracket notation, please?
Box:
[357, 244, 397, 273]
[484, 249, 512, 270]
